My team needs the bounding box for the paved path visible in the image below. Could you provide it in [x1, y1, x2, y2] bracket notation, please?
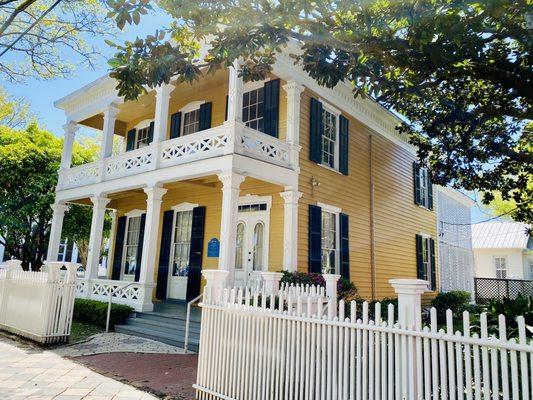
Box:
[54, 333, 185, 357]
[0, 335, 159, 400]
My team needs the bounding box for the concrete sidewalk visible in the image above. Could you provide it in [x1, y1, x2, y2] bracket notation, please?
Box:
[0, 335, 158, 400]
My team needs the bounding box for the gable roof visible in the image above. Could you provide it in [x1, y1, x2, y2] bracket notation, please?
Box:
[472, 222, 530, 249]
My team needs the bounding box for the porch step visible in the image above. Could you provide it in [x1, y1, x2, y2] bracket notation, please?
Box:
[114, 301, 202, 352]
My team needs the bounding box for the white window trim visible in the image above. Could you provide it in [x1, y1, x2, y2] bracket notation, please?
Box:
[125, 209, 145, 218]
[244, 78, 270, 92]
[238, 195, 272, 210]
[179, 101, 204, 137]
[418, 166, 431, 209]
[418, 232, 434, 286]
[318, 202, 341, 274]
[318, 99, 341, 171]
[171, 202, 198, 212]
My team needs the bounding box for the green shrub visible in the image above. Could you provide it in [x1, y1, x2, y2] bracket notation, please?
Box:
[431, 290, 472, 323]
[73, 298, 134, 329]
[477, 294, 533, 339]
[279, 270, 358, 301]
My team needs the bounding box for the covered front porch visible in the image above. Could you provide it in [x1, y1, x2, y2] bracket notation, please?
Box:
[49, 171, 301, 312]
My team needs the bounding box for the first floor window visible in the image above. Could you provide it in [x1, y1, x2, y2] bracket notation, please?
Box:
[123, 216, 141, 276]
[182, 108, 200, 136]
[416, 234, 436, 289]
[420, 237, 431, 282]
[58, 239, 67, 261]
[321, 108, 338, 169]
[321, 210, 338, 274]
[172, 210, 193, 277]
[242, 87, 264, 132]
[495, 257, 507, 279]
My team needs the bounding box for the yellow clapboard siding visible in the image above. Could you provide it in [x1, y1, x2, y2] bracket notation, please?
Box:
[298, 89, 438, 301]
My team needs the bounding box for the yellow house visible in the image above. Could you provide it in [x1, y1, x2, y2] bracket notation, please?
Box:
[48, 47, 438, 314]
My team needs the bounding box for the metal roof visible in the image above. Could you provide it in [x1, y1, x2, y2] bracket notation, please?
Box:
[472, 221, 530, 249]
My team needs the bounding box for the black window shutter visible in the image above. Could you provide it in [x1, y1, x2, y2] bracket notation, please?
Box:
[112, 216, 127, 280]
[413, 162, 421, 205]
[126, 129, 136, 151]
[156, 210, 175, 300]
[263, 79, 280, 137]
[428, 175, 434, 210]
[148, 121, 155, 143]
[308, 204, 322, 273]
[429, 238, 436, 290]
[339, 115, 349, 175]
[339, 213, 350, 280]
[65, 241, 73, 262]
[309, 98, 323, 163]
[416, 234, 424, 280]
[199, 102, 212, 131]
[134, 213, 146, 282]
[186, 206, 206, 301]
[224, 95, 229, 121]
[170, 112, 182, 139]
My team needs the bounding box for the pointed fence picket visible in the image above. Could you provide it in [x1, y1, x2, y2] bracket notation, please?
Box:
[194, 284, 533, 400]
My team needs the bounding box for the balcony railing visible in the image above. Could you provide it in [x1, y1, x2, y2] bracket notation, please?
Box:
[58, 124, 295, 190]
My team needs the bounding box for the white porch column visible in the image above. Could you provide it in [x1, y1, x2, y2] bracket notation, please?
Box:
[218, 172, 246, 284]
[280, 189, 302, 272]
[283, 80, 304, 170]
[226, 60, 244, 123]
[153, 83, 174, 143]
[46, 203, 69, 261]
[100, 104, 120, 160]
[86, 195, 111, 279]
[139, 185, 167, 286]
[60, 121, 79, 169]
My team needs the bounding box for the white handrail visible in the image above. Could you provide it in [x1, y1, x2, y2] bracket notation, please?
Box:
[184, 293, 203, 353]
[105, 282, 136, 333]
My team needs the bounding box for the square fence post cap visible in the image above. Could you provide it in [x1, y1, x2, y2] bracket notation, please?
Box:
[323, 274, 341, 282]
[202, 269, 229, 282]
[4, 259, 22, 270]
[389, 279, 430, 294]
[260, 272, 283, 280]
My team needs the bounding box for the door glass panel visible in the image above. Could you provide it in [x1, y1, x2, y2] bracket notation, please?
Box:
[235, 222, 245, 269]
[124, 216, 141, 276]
[252, 223, 264, 271]
[172, 210, 193, 277]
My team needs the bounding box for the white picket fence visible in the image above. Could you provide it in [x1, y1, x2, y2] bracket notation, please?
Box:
[0, 260, 78, 343]
[194, 280, 533, 400]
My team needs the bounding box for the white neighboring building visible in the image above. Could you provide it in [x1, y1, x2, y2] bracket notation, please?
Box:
[436, 187, 475, 293]
[472, 222, 533, 280]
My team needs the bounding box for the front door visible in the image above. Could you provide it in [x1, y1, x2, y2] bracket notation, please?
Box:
[167, 209, 193, 300]
[234, 208, 269, 287]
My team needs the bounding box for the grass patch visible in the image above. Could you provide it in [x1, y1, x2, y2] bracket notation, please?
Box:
[70, 321, 103, 343]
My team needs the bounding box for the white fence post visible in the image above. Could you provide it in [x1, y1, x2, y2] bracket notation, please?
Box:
[389, 279, 429, 328]
[202, 269, 229, 303]
[323, 274, 340, 316]
[260, 272, 283, 296]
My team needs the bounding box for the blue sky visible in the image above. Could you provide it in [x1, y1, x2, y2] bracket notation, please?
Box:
[3, 11, 491, 223]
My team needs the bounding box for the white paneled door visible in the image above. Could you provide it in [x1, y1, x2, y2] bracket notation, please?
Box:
[234, 207, 269, 287]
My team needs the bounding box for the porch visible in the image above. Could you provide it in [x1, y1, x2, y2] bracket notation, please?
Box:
[52, 173, 302, 312]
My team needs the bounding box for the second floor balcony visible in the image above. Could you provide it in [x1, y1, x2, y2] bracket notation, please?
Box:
[55, 66, 304, 192]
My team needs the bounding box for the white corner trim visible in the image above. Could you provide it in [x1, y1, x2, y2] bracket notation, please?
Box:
[171, 202, 199, 212]
[125, 209, 145, 217]
[238, 194, 272, 209]
[244, 78, 270, 92]
[180, 100, 205, 114]
[135, 119, 153, 130]
[317, 202, 342, 214]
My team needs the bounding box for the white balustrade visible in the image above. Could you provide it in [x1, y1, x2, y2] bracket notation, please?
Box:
[57, 124, 295, 190]
[0, 260, 77, 343]
[75, 278, 154, 312]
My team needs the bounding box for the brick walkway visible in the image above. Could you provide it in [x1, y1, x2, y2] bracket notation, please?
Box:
[0, 335, 158, 400]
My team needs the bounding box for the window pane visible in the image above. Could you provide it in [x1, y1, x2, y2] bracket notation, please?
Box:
[183, 109, 200, 136]
[136, 127, 150, 149]
[123, 216, 141, 276]
[172, 210, 193, 276]
[321, 109, 337, 168]
[321, 210, 337, 274]
[235, 223, 245, 270]
[242, 88, 265, 132]
[253, 223, 264, 271]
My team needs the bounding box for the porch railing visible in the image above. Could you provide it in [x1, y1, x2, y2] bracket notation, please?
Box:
[58, 124, 295, 190]
[474, 277, 533, 303]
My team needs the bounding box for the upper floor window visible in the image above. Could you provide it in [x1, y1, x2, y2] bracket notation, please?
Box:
[309, 98, 349, 175]
[136, 126, 151, 148]
[494, 256, 507, 279]
[321, 107, 339, 169]
[414, 162, 433, 210]
[243, 87, 265, 132]
[126, 120, 153, 151]
[169, 101, 212, 139]
[182, 108, 200, 136]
